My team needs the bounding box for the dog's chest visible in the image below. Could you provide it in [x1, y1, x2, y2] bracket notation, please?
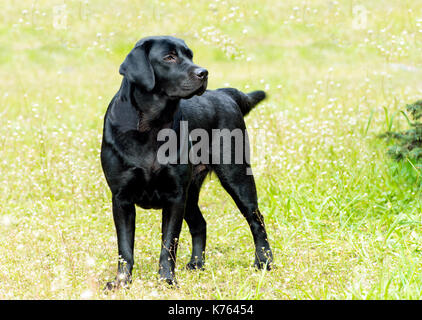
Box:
[130, 164, 185, 209]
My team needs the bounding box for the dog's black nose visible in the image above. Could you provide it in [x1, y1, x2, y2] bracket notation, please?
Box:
[194, 68, 208, 80]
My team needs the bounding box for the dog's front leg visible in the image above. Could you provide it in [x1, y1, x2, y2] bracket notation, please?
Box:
[159, 202, 185, 285]
[105, 195, 136, 290]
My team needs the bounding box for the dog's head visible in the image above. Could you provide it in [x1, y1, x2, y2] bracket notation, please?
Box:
[119, 36, 208, 99]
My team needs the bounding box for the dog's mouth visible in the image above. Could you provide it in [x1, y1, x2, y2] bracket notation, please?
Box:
[192, 79, 207, 96]
[166, 78, 208, 100]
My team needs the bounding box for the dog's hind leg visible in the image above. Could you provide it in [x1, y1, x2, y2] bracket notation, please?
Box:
[184, 170, 208, 270]
[213, 164, 273, 270]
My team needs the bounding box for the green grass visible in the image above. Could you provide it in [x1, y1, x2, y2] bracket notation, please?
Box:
[1, 0, 422, 299]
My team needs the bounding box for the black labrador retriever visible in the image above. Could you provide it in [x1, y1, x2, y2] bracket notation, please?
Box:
[101, 36, 273, 288]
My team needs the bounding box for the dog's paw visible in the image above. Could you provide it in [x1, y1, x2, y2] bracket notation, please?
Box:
[186, 259, 205, 271]
[253, 259, 272, 271]
[104, 281, 118, 292]
[103, 273, 132, 292]
[254, 249, 273, 271]
[159, 276, 178, 288]
[158, 270, 178, 288]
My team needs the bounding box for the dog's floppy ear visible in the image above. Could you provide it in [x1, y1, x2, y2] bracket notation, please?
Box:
[119, 41, 155, 92]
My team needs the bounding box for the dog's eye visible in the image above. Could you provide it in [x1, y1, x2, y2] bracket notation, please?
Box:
[163, 54, 177, 62]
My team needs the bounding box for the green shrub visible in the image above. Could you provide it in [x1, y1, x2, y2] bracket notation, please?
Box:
[381, 100, 422, 162]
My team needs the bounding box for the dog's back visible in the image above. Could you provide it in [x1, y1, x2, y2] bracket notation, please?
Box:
[216, 88, 266, 116]
[179, 88, 266, 132]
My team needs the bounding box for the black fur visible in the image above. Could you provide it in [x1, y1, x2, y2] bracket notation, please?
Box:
[101, 36, 273, 288]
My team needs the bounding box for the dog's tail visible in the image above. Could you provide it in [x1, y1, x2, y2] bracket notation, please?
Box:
[244, 90, 266, 115]
[219, 88, 267, 116]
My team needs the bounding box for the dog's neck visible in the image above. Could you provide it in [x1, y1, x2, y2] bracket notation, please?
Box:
[127, 80, 180, 132]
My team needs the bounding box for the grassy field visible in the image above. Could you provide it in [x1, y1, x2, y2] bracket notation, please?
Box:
[1, 0, 422, 299]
